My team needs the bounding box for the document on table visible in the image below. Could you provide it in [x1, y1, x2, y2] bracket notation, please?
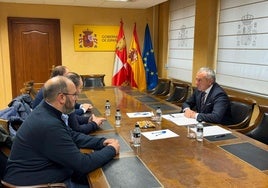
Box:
[142, 129, 179, 140]
[162, 113, 198, 126]
[190, 125, 232, 137]
[126, 111, 154, 118]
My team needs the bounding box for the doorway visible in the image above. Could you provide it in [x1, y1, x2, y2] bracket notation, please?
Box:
[8, 17, 62, 97]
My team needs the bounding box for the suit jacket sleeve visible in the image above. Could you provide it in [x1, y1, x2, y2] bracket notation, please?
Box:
[68, 113, 98, 134]
[182, 89, 198, 111]
[74, 103, 85, 115]
[32, 88, 44, 109]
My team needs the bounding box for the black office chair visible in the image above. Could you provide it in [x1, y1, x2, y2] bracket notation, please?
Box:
[165, 82, 190, 106]
[226, 95, 256, 129]
[150, 78, 171, 97]
[237, 105, 268, 145]
[81, 74, 105, 88]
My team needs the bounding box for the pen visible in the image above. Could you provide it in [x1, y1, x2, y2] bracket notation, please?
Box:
[134, 112, 149, 116]
[152, 130, 167, 136]
[214, 134, 226, 138]
[169, 114, 175, 118]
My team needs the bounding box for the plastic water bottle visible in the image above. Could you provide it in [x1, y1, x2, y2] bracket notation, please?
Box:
[133, 123, 141, 147]
[155, 106, 162, 124]
[105, 100, 111, 116]
[196, 119, 204, 142]
[115, 109, 121, 127]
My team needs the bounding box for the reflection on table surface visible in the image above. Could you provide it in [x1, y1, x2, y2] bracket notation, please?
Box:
[79, 87, 268, 188]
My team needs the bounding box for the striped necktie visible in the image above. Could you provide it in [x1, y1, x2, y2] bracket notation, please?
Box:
[200, 92, 206, 110]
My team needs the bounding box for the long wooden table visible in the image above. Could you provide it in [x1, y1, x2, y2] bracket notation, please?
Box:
[79, 87, 268, 188]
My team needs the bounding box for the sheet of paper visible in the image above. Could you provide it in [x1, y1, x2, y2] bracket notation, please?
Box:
[162, 113, 198, 126]
[141, 129, 179, 140]
[127, 111, 154, 118]
[190, 125, 232, 137]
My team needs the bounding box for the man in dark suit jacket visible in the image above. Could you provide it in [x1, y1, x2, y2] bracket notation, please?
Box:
[66, 72, 106, 134]
[182, 67, 233, 125]
[33, 66, 92, 116]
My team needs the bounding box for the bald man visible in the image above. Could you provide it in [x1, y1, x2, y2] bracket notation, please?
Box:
[4, 76, 120, 187]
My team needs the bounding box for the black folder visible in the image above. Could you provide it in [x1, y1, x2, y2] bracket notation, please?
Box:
[221, 142, 268, 171]
[103, 156, 163, 188]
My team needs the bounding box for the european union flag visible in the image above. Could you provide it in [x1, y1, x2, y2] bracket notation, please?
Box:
[142, 24, 158, 90]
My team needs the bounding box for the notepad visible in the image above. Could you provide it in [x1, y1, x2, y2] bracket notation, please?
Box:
[162, 113, 198, 126]
[142, 129, 179, 140]
[190, 125, 231, 137]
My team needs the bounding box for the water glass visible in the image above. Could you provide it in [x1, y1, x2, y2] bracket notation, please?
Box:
[187, 125, 196, 139]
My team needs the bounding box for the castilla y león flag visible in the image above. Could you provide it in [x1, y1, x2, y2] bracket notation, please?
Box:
[127, 23, 147, 91]
[112, 21, 130, 86]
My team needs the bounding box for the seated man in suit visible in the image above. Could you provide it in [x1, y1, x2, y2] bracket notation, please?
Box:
[32, 65, 69, 108]
[33, 65, 92, 116]
[66, 72, 106, 134]
[3, 76, 120, 187]
[182, 67, 233, 124]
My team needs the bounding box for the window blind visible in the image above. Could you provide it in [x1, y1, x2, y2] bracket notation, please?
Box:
[217, 0, 268, 97]
[167, 0, 196, 82]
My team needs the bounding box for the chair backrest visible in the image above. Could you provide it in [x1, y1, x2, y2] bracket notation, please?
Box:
[1, 181, 67, 188]
[151, 78, 171, 96]
[166, 82, 189, 105]
[245, 105, 268, 145]
[0, 118, 9, 134]
[228, 95, 256, 129]
[20, 81, 38, 99]
[20, 81, 44, 100]
[81, 74, 105, 88]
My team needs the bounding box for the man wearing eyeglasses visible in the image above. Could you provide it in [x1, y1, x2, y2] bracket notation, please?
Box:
[3, 76, 120, 188]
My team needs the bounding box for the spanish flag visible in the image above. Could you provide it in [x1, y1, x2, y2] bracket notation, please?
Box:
[127, 23, 147, 91]
[112, 20, 130, 86]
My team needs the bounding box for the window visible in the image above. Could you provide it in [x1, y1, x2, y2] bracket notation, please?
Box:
[167, 0, 196, 82]
[217, 0, 268, 97]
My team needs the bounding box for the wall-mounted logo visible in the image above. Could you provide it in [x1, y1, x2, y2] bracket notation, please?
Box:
[79, 29, 98, 48]
[237, 13, 257, 47]
[74, 25, 118, 52]
[178, 25, 188, 47]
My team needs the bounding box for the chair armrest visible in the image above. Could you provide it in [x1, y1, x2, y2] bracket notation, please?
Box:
[225, 120, 249, 129]
[236, 122, 259, 134]
[1, 180, 67, 188]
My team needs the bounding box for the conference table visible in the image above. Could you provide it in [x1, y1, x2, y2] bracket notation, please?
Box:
[78, 86, 268, 188]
